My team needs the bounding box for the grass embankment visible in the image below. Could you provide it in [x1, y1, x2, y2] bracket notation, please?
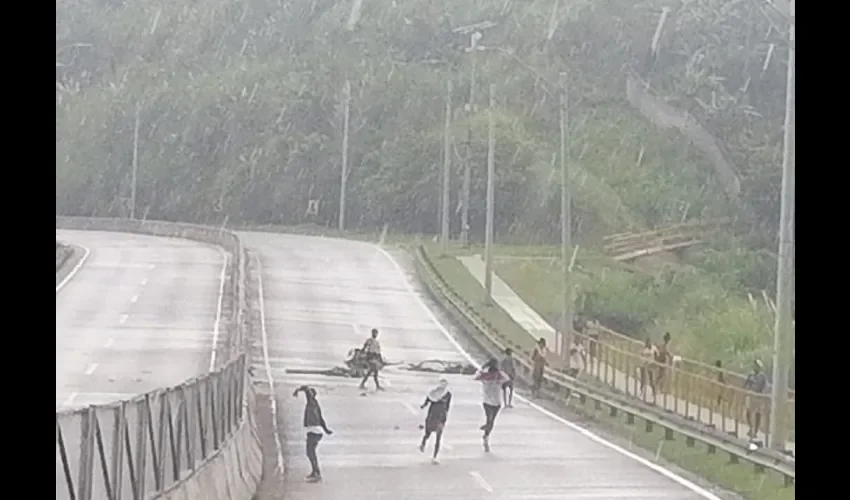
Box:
[493, 247, 778, 374]
[423, 246, 794, 500]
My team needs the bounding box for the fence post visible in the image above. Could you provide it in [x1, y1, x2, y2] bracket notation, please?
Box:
[135, 397, 149, 499]
[111, 402, 126, 499]
[77, 407, 96, 500]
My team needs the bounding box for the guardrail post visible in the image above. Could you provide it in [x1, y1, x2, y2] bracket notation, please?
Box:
[111, 403, 126, 499]
[77, 407, 95, 500]
[57, 416, 77, 500]
[155, 393, 168, 491]
[136, 397, 149, 499]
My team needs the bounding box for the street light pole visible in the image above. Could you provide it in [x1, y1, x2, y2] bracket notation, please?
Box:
[483, 84, 496, 305]
[768, 0, 795, 452]
[339, 79, 351, 231]
[559, 72, 573, 363]
[130, 103, 140, 220]
[441, 79, 452, 254]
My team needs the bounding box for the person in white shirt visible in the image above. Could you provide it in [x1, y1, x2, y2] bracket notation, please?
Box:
[567, 339, 586, 377]
[359, 328, 384, 391]
[474, 358, 511, 452]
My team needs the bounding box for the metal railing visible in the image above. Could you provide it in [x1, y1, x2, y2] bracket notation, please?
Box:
[415, 245, 794, 487]
[56, 217, 256, 500]
[577, 324, 795, 442]
[56, 357, 248, 500]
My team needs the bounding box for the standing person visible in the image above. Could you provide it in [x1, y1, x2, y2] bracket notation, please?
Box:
[567, 338, 587, 377]
[743, 359, 768, 440]
[714, 359, 726, 407]
[639, 338, 657, 399]
[500, 348, 517, 408]
[531, 338, 548, 397]
[419, 379, 452, 464]
[474, 358, 511, 452]
[359, 328, 384, 391]
[293, 386, 333, 482]
[654, 332, 672, 391]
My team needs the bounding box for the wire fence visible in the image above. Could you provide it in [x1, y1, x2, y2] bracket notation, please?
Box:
[56, 217, 252, 500]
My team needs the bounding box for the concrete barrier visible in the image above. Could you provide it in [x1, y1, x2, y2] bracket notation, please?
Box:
[56, 216, 262, 500]
[55, 241, 72, 271]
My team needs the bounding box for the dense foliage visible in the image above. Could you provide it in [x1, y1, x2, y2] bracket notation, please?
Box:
[57, 0, 791, 246]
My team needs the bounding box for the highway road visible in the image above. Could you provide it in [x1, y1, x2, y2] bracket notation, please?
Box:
[56, 229, 228, 500]
[244, 231, 725, 500]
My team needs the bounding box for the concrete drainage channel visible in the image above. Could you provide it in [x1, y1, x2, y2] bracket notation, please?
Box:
[56, 217, 263, 500]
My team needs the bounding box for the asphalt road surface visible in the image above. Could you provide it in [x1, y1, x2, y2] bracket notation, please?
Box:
[56, 229, 227, 500]
[244, 231, 721, 500]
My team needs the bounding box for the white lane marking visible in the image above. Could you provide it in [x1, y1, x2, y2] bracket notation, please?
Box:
[63, 392, 77, 406]
[119, 314, 129, 324]
[85, 363, 98, 375]
[375, 246, 724, 500]
[403, 402, 419, 415]
[56, 245, 91, 293]
[130, 294, 139, 303]
[105, 338, 114, 348]
[469, 471, 494, 492]
[141, 277, 148, 286]
[256, 255, 286, 475]
[208, 249, 229, 372]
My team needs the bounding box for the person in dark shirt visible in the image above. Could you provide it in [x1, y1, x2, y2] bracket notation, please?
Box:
[293, 385, 333, 482]
[654, 332, 673, 391]
[743, 359, 768, 440]
[714, 359, 726, 406]
[419, 379, 452, 464]
[359, 328, 384, 391]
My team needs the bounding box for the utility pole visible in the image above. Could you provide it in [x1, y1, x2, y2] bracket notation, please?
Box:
[483, 84, 496, 305]
[339, 79, 351, 231]
[130, 102, 140, 220]
[461, 58, 476, 247]
[441, 79, 452, 254]
[769, 0, 794, 452]
[559, 72, 573, 364]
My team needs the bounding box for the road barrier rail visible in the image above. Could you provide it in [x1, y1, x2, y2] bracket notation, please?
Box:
[414, 245, 795, 487]
[55, 217, 260, 500]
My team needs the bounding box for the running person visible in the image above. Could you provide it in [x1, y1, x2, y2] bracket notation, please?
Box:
[500, 348, 517, 407]
[419, 379, 452, 464]
[359, 328, 384, 391]
[474, 358, 511, 452]
[293, 386, 333, 482]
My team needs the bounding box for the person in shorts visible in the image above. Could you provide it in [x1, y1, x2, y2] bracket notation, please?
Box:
[474, 359, 511, 452]
[293, 386, 333, 482]
[531, 338, 548, 397]
[500, 348, 517, 407]
[359, 328, 384, 391]
[419, 379, 452, 464]
[639, 338, 658, 398]
[743, 359, 768, 440]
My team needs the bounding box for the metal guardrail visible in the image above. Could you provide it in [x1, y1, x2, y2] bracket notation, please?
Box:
[56, 240, 73, 271]
[581, 323, 796, 440]
[414, 245, 795, 487]
[55, 217, 254, 500]
[56, 357, 248, 500]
